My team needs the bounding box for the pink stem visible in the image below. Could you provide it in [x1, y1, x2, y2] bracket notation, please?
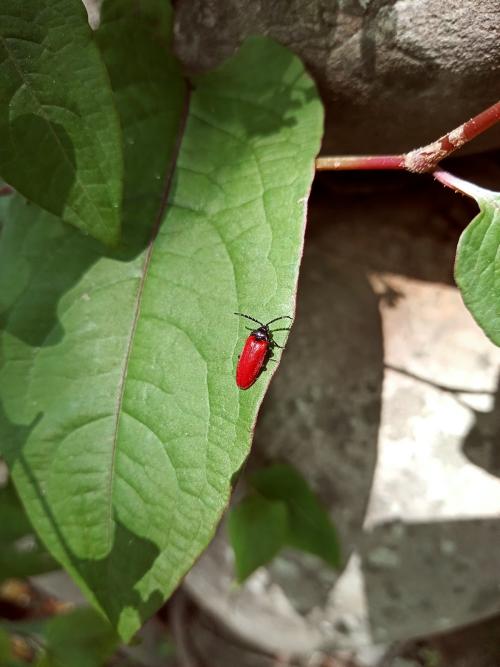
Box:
[433, 169, 495, 202]
[316, 155, 405, 171]
[316, 100, 500, 173]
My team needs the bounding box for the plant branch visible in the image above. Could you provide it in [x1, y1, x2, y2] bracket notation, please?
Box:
[315, 154, 405, 171]
[316, 100, 500, 173]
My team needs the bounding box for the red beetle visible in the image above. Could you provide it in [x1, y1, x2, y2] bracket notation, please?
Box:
[234, 312, 292, 389]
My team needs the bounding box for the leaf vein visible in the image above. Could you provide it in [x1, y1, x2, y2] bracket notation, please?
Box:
[104, 87, 191, 547]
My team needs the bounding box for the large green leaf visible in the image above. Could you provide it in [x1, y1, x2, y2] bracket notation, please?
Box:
[0, 0, 323, 641]
[0, 0, 123, 245]
[455, 184, 500, 345]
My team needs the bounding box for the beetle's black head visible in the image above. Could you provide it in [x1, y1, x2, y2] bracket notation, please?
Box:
[252, 325, 272, 342]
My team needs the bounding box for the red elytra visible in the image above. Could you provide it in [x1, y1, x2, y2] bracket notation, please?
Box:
[234, 313, 292, 390]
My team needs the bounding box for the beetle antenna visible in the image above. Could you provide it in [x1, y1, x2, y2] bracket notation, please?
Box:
[270, 327, 291, 333]
[265, 315, 292, 326]
[234, 312, 265, 327]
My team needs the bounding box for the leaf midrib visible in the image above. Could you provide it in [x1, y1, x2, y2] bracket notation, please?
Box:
[105, 87, 191, 547]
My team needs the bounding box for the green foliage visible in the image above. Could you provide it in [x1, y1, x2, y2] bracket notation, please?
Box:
[0, 479, 35, 543]
[0, 480, 57, 581]
[0, 609, 118, 667]
[0, 628, 19, 667]
[252, 464, 342, 568]
[228, 463, 341, 581]
[0, 0, 323, 641]
[228, 494, 288, 582]
[455, 187, 500, 345]
[0, 0, 123, 244]
[35, 608, 118, 667]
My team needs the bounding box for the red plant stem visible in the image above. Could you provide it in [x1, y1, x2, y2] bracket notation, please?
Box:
[316, 100, 500, 173]
[315, 155, 405, 170]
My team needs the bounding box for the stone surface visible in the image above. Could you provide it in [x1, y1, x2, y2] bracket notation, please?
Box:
[82, 0, 500, 155]
[184, 173, 500, 658]
[173, 0, 500, 155]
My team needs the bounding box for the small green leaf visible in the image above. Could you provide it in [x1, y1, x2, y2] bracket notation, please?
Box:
[0, 479, 33, 543]
[0, 0, 123, 244]
[228, 495, 288, 582]
[0, 620, 46, 637]
[0, 628, 25, 667]
[35, 608, 118, 667]
[0, 481, 58, 581]
[0, 542, 58, 582]
[0, 628, 11, 660]
[250, 463, 341, 569]
[455, 187, 500, 345]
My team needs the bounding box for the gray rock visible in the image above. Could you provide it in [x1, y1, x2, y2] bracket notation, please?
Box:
[173, 0, 500, 154]
[82, 0, 500, 154]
